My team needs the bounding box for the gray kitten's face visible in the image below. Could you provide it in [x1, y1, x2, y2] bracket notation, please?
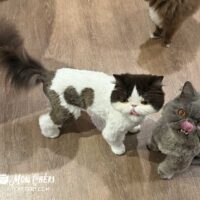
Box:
[162, 82, 200, 135]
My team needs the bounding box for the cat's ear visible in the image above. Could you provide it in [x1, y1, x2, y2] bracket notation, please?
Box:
[180, 81, 196, 99]
[113, 74, 127, 85]
[151, 76, 164, 87]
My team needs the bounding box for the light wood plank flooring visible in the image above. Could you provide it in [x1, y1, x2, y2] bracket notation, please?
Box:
[0, 0, 200, 199]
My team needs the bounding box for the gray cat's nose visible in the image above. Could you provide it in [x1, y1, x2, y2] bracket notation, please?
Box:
[132, 104, 137, 107]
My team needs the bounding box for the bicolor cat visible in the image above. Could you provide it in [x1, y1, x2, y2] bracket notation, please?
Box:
[0, 20, 165, 155]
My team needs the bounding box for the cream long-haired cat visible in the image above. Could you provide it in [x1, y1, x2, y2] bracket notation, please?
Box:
[146, 0, 200, 47]
[0, 20, 165, 155]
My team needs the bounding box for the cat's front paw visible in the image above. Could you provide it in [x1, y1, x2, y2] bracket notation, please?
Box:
[129, 125, 141, 134]
[111, 144, 126, 155]
[158, 164, 174, 180]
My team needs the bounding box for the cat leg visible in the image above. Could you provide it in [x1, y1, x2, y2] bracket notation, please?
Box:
[150, 26, 163, 39]
[158, 155, 193, 179]
[39, 107, 75, 139]
[102, 125, 126, 155]
[39, 112, 61, 138]
[41, 87, 82, 138]
[162, 24, 177, 47]
[163, 30, 173, 48]
[146, 136, 159, 152]
[128, 125, 141, 134]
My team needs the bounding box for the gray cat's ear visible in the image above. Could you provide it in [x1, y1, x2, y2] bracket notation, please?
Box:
[151, 76, 164, 87]
[180, 81, 196, 98]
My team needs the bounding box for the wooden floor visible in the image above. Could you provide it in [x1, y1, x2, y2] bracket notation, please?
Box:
[0, 0, 200, 199]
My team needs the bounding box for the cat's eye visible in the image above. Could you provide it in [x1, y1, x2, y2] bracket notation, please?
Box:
[120, 97, 127, 102]
[177, 109, 187, 117]
[141, 100, 148, 105]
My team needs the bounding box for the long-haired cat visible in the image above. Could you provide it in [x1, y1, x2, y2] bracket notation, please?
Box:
[145, 0, 200, 47]
[147, 81, 200, 179]
[0, 20, 164, 155]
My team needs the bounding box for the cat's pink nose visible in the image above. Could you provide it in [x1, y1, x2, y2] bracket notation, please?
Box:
[180, 121, 194, 133]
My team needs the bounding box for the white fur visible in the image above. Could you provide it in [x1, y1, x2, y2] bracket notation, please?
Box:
[128, 86, 144, 105]
[149, 7, 163, 28]
[40, 68, 156, 155]
[129, 125, 141, 133]
[59, 95, 81, 119]
[111, 102, 133, 115]
[39, 113, 61, 138]
[135, 104, 157, 116]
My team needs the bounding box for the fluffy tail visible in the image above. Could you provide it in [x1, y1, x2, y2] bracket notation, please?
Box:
[0, 19, 47, 89]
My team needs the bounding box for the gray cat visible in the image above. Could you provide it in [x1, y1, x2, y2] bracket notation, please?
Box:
[147, 81, 200, 179]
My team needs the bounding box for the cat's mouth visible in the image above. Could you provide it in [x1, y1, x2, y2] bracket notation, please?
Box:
[179, 129, 191, 135]
[130, 109, 140, 116]
[178, 128, 196, 135]
[178, 120, 195, 135]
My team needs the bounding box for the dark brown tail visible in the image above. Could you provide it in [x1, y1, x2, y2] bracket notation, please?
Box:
[0, 19, 47, 89]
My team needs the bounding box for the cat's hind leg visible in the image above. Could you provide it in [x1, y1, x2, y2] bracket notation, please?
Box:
[163, 28, 175, 48]
[40, 87, 81, 138]
[39, 107, 75, 139]
[162, 20, 179, 47]
[158, 155, 193, 179]
[150, 26, 163, 39]
[39, 112, 61, 139]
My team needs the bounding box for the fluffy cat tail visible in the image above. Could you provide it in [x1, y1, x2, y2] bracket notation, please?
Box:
[0, 19, 48, 89]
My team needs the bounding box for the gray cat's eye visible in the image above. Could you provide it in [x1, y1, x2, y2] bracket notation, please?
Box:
[177, 109, 187, 118]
